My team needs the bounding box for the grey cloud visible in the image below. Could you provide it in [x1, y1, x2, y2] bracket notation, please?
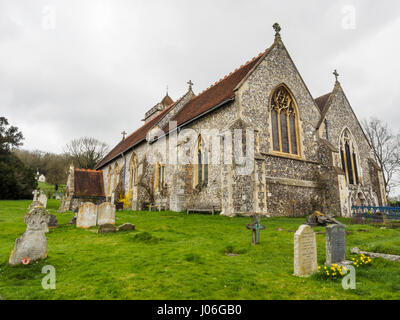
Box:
[0, 0, 399, 160]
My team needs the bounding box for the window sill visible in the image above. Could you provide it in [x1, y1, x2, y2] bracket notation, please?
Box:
[269, 151, 302, 161]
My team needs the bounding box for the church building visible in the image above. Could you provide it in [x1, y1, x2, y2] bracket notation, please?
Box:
[94, 24, 386, 217]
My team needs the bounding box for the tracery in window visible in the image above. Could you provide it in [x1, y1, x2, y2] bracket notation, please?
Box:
[270, 86, 299, 156]
[340, 129, 359, 185]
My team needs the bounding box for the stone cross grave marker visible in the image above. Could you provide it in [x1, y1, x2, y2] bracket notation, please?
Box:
[97, 202, 116, 226]
[9, 207, 51, 266]
[246, 214, 266, 245]
[294, 224, 318, 277]
[325, 224, 346, 265]
[32, 189, 39, 201]
[76, 202, 98, 229]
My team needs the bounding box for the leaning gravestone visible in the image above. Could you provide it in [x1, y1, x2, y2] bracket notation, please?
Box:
[325, 224, 346, 265]
[98, 224, 116, 233]
[117, 223, 135, 232]
[38, 193, 47, 208]
[76, 202, 97, 229]
[294, 224, 318, 277]
[97, 202, 115, 226]
[9, 207, 51, 266]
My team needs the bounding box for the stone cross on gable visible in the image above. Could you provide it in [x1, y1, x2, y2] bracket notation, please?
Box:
[32, 190, 39, 201]
[333, 69, 339, 82]
[121, 131, 127, 140]
[273, 23, 282, 41]
[246, 214, 266, 245]
[187, 80, 194, 89]
[273, 23, 281, 35]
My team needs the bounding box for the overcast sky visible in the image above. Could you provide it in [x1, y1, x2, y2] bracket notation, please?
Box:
[1, 0, 400, 193]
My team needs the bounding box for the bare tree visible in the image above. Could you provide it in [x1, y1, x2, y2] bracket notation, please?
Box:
[362, 118, 400, 195]
[65, 137, 109, 169]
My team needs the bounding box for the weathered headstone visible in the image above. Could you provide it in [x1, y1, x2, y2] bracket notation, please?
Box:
[97, 202, 115, 225]
[117, 223, 135, 232]
[351, 247, 400, 263]
[76, 202, 97, 229]
[246, 214, 266, 245]
[325, 224, 346, 265]
[98, 224, 116, 233]
[9, 207, 51, 266]
[48, 214, 59, 228]
[294, 224, 318, 277]
[38, 193, 47, 208]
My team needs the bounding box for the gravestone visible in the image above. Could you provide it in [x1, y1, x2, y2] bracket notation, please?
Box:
[48, 214, 59, 228]
[325, 224, 346, 265]
[294, 224, 318, 277]
[246, 214, 266, 245]
[32, 189, 39, 201]
[117, 223, 135, 232]
[98, 224, 116, 233]
[76, 202, 97, 229]
[38, 193, 47, 208]
[9, 207, 51, 266]
[97, 202, 115, 225]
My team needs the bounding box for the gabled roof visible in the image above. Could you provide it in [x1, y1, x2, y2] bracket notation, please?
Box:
[315, 92, 332, 114]
[74, 169, 105, 197]
[95, 46, 272, 169]
[95, 102, 176, 169]
[161, 50, 267, 132]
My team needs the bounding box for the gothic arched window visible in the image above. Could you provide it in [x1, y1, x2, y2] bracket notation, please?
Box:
[129, 153, 138, 190]
[155, 162, 165, 192]
[194, 136, 208, 187]
[340, 129, 359, 185]
[270, 86, 299, 156]
[113, 163, 119, 192]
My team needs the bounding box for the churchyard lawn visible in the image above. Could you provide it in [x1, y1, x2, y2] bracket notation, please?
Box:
[0, 199, 400, 300]
[37, 182, 65, 196]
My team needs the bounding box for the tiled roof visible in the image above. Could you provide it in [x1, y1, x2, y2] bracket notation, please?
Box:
[74, 169, 105, 197]
[95, 103, 176, 169]
[95, 47, 271, 169]
[162, 51, 266, 132]
[314, 92, 332, 113]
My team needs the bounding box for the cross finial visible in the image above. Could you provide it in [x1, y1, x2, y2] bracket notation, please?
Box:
[121, 131, 127, 140]
[333, 69, 339, 83]
[273, 23, 281, 40]
[187, 80, 193, 90]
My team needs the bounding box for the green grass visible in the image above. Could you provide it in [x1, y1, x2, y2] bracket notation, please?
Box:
[37, 182, 65, 196]
[0, 200, 400, 300]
